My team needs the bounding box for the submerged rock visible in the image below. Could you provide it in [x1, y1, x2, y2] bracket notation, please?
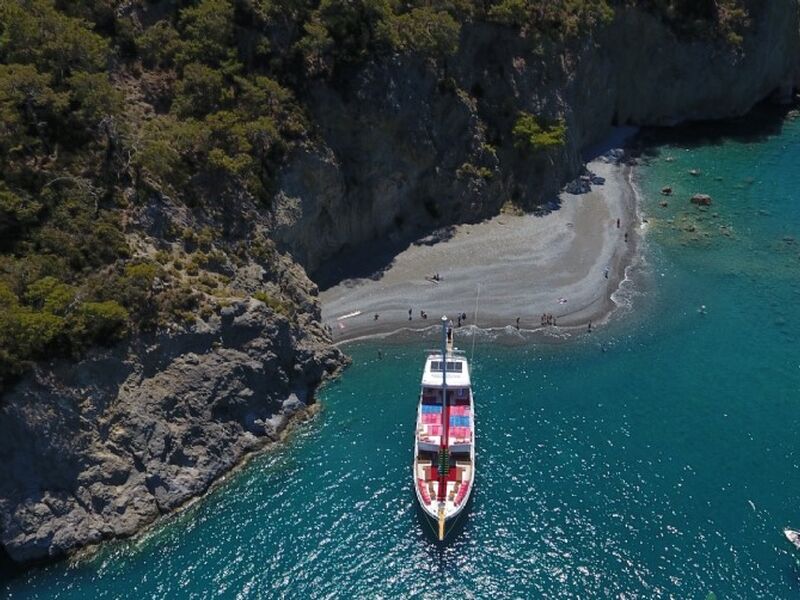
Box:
[691, 194, 713, 206]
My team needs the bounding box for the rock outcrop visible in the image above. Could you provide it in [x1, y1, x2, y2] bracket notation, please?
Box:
[691, 194, 714, 206]
[0, 298, 344, 564]
[273, 2, 800, 275]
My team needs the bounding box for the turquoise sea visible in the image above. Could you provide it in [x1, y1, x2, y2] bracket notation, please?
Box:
[3, 107, 800, 598]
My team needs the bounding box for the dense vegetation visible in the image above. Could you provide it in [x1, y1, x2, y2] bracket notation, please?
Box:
[0, 0, 755, 388]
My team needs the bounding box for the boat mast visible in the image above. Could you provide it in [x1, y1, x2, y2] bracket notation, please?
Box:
[438, 315, 448, 540]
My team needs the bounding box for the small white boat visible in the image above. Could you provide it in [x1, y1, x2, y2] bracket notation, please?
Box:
[784, 528, 800, 550]
[412, 316, 475, 540]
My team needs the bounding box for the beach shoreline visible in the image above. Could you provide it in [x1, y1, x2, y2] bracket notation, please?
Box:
[320, 156, 643, 346]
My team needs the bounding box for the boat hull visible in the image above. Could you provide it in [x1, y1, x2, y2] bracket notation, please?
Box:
[411, 341, 475, 540]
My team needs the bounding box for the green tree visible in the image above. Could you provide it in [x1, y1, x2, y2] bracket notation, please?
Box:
[0, 0, 108, 77]
[136, 20, 181, 68]
[0, 64, 67, 156]
[173, 62, 227, 118]
[512, 112, 567, 152]
[67, 71, 124, 127]
[389, 8, 461, 57]
[70, 300, 129, 344]
[0, 183, 42, 237]
[24, 276, 77, 315]
[177, 0, 236, 67]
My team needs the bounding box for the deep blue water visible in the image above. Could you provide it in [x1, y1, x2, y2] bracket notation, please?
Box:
[3, 109, 800, 598]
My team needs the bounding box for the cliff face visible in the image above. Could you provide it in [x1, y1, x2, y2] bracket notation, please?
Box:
[0, 295, 343, 564]
[1, 2, 799, 567]
[0, 189, 347, 564]
[274, 2, 800, 274]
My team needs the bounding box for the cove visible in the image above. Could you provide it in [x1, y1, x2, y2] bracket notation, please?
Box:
[3, 107, 800, 598]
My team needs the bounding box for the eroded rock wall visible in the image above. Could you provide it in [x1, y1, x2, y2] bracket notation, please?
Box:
[0, 297, 343, 564]
[274, 2, 800, 274]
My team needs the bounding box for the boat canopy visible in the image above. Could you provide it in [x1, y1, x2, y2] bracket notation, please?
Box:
[421, 354, 471, 388]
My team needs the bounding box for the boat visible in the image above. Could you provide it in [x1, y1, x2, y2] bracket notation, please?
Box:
[412, 316, 475, 540]
[784, 528, 800, 550]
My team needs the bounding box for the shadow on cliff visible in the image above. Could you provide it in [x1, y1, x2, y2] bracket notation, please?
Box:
[313, 226, 457, 291]
[631, 101, 798, 159]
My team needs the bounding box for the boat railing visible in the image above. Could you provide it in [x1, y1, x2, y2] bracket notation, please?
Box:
[425, 348, 467, 356]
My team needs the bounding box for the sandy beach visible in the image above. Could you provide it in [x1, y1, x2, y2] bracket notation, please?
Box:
[320, 158, 640, 343]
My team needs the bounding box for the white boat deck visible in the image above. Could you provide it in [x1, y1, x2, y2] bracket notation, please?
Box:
[414, 350, 475, 525]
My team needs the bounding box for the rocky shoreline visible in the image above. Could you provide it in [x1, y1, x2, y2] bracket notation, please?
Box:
[0, 296, 346, 566]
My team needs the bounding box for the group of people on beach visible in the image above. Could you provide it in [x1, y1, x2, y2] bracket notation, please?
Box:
[541, 313, 558, 327]
[409, 308, 429, 320]
[404, 308, 466, 324]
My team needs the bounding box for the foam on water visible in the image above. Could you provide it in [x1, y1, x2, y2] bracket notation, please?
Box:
[4, 107, 800, 598]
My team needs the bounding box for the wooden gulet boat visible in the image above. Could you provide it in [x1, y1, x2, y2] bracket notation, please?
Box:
[413, 316, 475, 540]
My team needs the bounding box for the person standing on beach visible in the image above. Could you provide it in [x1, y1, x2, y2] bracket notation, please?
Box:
[616, 218, 620, 228]
[374, 314, 379, 321]
[588, 320, 592, 332]
[516, 317, 520, 330]
[604, 266, 609, 279]
[408, 308, 412, 321]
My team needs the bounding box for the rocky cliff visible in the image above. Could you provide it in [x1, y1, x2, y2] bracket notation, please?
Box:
[0, 294, 343, 564]
[274, 2, 800, 274]
[1, 1, 800, 567]
[0, 189, 347, 564]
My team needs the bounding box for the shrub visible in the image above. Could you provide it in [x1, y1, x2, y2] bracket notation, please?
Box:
[388, 8, 461, 57]
[0, 184, 42, 237]
[488, 0, 614, 38]
[24, 277, 77, 315]
[71, 300, 129, 344]
[0, 0, 109, 75]
[177, 0, 236, 67]
[67, 71, 124, 126]
[512, 112, 567, 152]
[253, 291, 295, 317]
[136, 20, 181, 68]
[173, 62, 226, 118]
